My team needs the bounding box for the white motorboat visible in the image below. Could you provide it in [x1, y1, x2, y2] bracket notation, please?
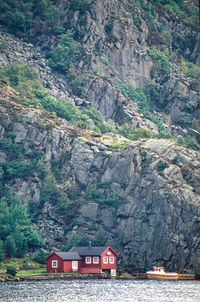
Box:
[146, 266, 179, 280]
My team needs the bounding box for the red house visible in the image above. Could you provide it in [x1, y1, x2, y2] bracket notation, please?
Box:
[45, 251, 81, 273]
[46, 246, 118, 276]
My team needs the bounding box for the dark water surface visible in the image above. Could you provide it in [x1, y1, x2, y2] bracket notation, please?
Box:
[0, 279, 199, 302]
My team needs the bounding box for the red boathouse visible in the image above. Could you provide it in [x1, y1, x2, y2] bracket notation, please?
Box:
[46, 245, 118, 276]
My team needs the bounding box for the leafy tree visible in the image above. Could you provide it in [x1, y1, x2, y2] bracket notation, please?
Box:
[34, 249, 48, 264]
[0, 190, 42, 258]
[63, 234, 88, 251]
[8, 10, 27, 36]
[3, 235, 17, 257]
[70, 0, 90, 13]
[0, 240, 4, 261]
[47, 31, 79, 74]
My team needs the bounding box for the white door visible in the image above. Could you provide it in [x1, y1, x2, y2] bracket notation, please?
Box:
[72, 261, 78, 272]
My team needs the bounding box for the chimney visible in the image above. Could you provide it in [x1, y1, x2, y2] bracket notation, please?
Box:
[89, 240, 92, 248]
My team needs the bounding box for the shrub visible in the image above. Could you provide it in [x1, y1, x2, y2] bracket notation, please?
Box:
[0, 240, 4, 261]
[47, 31, 79, 74]
[34, 249, 48, 264]
[40, 96, 78, 122]
[6, 265, 17, 277]
[84, 181, 123, 207]
[81, 107, 114, 134]
[63, 234, 88, 251]
[147, 46, 172, 75]
[117, 81, 149, 113]
[171, 156, 179, 165]
[0, 63, 43, 99]
[118, 123, 153, 140]
[156, 160, 169, 171]
[178, 136, 200, 151]
[70, 0, 89, 13]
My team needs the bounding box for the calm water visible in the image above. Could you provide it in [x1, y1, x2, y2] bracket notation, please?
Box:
[0, 279, 199, 302]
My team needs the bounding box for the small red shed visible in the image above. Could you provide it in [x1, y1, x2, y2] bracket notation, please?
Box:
[45, 251, 81, 273]
[46, 246, 118, 276]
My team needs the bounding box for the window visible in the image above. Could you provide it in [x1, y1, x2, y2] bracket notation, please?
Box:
[85, 256, 91, 264]
[52, 260, 58, 268]
[103, 257, 108, 264]
[109, 257, 114, 264]
[93, 257, 99, 264]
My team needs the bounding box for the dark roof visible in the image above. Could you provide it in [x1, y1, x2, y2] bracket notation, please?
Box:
[70, 246, 108, 256]
[55, 251, 81, 260]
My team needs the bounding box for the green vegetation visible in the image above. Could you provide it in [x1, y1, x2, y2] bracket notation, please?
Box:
[0, 63, 115, 136]
[105, 22, 116, 41]
[147, 46, 172, 75]
[148, 0, 199, 27]
[119, 123, 153, 140]
[0, 257, 46, 276]
[84, 181, 123, 207]
[192, 182, 200, 195]
[117, 81, 150, 113]
[178, 135, 200, 152]
[70, 0, 90, 13]
[0, 62, 43, 98]
[6, 265, 17, 276]
[63, 234, 88, 251]
[46, 30, 87, 97]
[0, 0, 64, 38]
[171, 156, 179, 165]
[0, 188, 42, 259]
[179, 59, 200, 83]
[156, 160, 170, 172]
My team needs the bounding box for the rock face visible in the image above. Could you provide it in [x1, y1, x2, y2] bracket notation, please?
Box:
[0, 87, 200, 273]
[0, 0, 200, 274]
[0, 26, 70, 99]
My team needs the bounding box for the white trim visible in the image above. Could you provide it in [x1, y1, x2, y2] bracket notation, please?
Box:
[52, 260, 58, 268]
[103, 256, 108, 264]
[93, 256, 99, 264]
[72, 261, 78, 271]
[109, 257, 114, 264]
[85, 256, 91, 264]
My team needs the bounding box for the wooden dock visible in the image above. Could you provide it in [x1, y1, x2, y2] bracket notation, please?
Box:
[178, 273, 195, 280]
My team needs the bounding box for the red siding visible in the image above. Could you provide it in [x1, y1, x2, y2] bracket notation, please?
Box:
[46, 253, 64, 273]
[46, 247, 118, 274]
[63, 260, 81, 273]
[81, 256, 101, 270]
[101, 247, 117, 270]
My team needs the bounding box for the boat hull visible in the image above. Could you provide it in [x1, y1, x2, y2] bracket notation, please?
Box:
[146, 273, 179, 280]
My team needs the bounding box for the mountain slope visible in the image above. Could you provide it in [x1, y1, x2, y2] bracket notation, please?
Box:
[0, 0, 200, 273]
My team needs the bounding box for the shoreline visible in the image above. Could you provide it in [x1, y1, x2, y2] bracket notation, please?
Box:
[0, 272, 196, 282]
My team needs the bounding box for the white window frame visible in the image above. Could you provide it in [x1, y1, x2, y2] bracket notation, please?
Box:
[93, 256, 99, 264]
[103, 256, 108, 264]
[85, 256, 91, 264]
[109, 257, 114, 264]
[52, 260, 58, 268]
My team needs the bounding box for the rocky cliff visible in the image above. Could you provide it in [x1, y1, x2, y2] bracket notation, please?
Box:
[0, 0, 200, 273]
[0, 83, 200, 273]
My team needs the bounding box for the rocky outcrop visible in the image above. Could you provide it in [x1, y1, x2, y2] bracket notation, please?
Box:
[0, 25, 70, 99]
[0, 88, 200, 273]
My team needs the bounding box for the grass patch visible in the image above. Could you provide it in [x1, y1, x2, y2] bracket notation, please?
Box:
[17, 268, 46, 277]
